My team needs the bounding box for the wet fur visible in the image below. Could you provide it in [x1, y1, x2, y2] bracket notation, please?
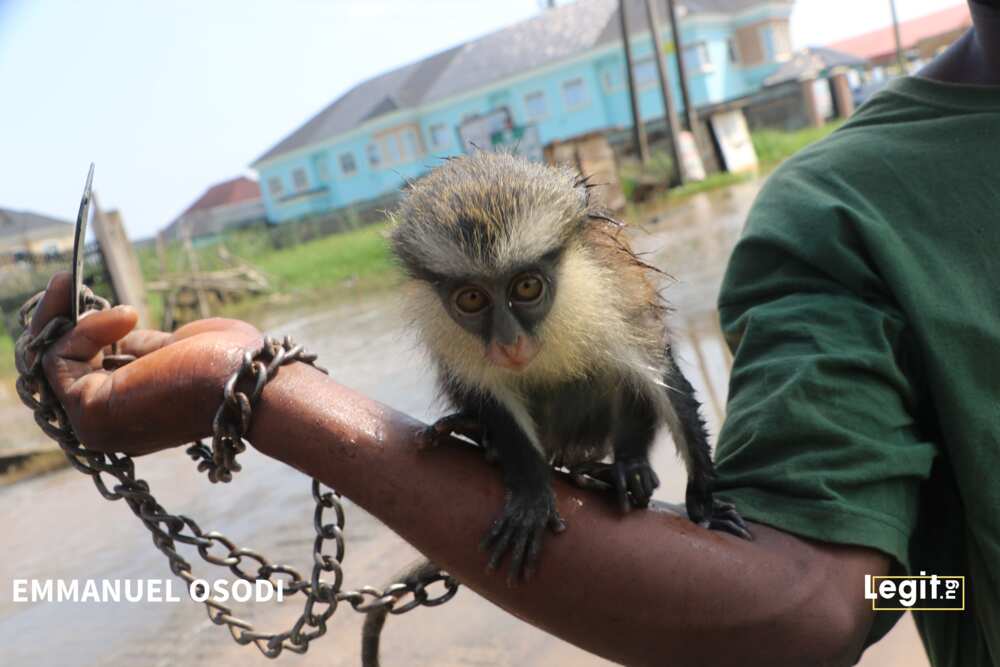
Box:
[391, 152, 690, 465]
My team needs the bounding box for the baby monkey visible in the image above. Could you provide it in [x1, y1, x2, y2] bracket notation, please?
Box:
[393, 151, 749, 564]
[363, 151, 749, 666]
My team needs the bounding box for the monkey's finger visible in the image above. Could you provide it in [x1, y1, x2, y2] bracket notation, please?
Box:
[547, 510, 567, 533]
[437, 414, 481, 439]
[522, 521, 548, 581]
[709, 501, 753, 541]
[507, 528, 535, 586]
[613, 463, 630, 513]
[482, 511, 509, 550]
[485, 527, 514, 572]
[627, 469, 647, 507]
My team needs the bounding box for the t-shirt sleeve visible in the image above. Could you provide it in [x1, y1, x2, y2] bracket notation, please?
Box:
[713, 159, 937, 572]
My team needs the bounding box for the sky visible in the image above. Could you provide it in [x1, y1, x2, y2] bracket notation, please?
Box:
[0, 0, 969, 240]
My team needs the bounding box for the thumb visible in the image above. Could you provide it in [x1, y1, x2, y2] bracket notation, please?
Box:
[50, 305, 139, 362]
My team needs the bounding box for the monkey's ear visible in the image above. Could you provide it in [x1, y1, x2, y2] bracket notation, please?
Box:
[573, 172, 605, 210]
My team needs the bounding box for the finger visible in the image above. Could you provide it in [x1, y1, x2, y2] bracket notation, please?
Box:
[548, 510, 567, 533]
[614, 463, 630, 513]
[116, 329, 172, 358]
[486, 528, 513, 572]
[50, 306, 138, 362]
[168, 317, 259, 343]
[628, 468, 643, 501]
[641, 469, 656, 501]
[508, 527, 532, 584]
[481, 514, 509, 551]
[523, 525, 546, 580]
[29, 272, 72, 336]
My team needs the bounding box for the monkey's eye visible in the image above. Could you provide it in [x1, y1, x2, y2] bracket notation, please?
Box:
[453, 287, 490, 314]
[510, 274, 544, 303]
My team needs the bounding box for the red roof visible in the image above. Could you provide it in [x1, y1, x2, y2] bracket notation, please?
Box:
[181, 176, 261, 216]
[828, 4, 971, 62]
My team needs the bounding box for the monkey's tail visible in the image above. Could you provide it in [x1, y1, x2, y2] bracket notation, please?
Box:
[361, 558, 442, 667]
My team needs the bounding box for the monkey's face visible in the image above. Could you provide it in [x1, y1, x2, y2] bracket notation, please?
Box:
[432, 254, 560, 371]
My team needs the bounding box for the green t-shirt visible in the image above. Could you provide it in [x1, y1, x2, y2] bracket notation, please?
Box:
[714, 76, 1000, 666]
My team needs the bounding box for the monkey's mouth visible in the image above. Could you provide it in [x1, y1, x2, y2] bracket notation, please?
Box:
[485, 338, 538, 371]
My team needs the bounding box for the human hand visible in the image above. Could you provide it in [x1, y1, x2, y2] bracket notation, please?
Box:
[29, 272, 263, 455]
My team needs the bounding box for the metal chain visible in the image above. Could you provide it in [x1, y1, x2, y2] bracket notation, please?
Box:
[14, 286, 459, 658]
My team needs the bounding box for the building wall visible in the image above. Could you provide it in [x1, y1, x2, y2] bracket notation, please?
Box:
[0, 231, 74, 258]
[257, 5, 792, 223]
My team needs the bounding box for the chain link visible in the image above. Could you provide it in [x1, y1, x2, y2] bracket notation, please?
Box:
[14, 286, 460, 658]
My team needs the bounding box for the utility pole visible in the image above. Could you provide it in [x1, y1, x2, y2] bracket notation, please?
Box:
[619, 0, 650, 164]
[644, 0, 685, 185]
[889, 0, 906, 73]
[666, 0, 697, 133]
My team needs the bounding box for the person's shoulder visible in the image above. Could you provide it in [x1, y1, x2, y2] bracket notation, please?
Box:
[753, 84, 934, 222]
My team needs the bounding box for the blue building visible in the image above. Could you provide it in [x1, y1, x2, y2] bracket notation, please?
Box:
[251, 0, 794, 223]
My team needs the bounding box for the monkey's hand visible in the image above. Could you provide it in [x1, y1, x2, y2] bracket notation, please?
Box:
[481, 487, 566, 584]
[706, 499, 753, 541]
[611, 456, 661, 512]
[687, 481, 753, 541]
[417, 413, 482, 450]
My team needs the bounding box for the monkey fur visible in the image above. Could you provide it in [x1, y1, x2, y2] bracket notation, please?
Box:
[362, 151, 749, 666]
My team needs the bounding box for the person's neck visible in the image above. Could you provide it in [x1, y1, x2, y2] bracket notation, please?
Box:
[919, 3, 1000, 85]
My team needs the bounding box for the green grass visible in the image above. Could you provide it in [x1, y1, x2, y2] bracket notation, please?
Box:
[751, 120, 844, 168]
[0, 332, 13, 377]
[623, 120, 844, 221]
[253, 222, 398, 293]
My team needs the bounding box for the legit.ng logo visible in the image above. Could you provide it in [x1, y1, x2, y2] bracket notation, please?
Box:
[865, 572, 965, 611]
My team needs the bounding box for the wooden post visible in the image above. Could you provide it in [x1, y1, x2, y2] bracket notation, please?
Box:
[90, 195, 150, 328]
[666, 0, 698, 133]
[180, 220, 211, 320]
[644, 0, 685, 185]
[155, 231, 168, 276]
[619, 0, 650, 164]
[889, 0, 906, 73]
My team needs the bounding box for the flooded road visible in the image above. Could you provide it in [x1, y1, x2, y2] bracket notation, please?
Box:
[0, 180, 926, 666]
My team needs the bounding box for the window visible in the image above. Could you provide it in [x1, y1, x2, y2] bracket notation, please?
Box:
[600, 67, 622, 92]
[524, 91, 547, 120]
[339, 152, 357, 175]
[761, 23, 792, 61]
[402, 129, 418, 161]
[429, 123, 450, 148]
[561, 78, 589, 110]
[727, 38, 739, 64]
[292, 168, 308, 191]
[383, 135, 401, 164]
[682, 42, 712, 73]
[633, 56, 657, 88]
[267, 177, 284, 198]
[314, 156, 330, 182]
[367, 143, 381, 167]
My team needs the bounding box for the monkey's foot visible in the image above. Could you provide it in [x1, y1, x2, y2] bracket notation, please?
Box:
[706, 500, 753, 541]
[416, 413, 482, 450]
[611, 457, 661, 512]
[481, 491, 566, 584]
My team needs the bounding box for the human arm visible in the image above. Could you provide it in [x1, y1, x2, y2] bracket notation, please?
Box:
[30, 272, 887, 667]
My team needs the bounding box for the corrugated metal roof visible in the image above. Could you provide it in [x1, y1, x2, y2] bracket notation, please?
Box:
[827, 4, 970, 61]
[253, 0, 789, 165]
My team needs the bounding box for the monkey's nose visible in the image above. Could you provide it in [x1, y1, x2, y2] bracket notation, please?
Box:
[489, 335, 538, 370]
[498, 337, 525, 359]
